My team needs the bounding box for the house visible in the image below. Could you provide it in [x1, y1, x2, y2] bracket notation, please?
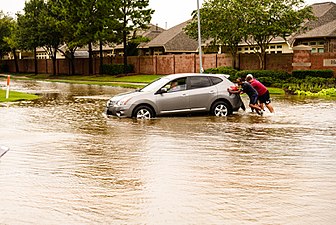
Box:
[291, 2, 336, 53]
[215, 2, 336, 55]
[113, 23, 165, 56]
[138, 20, 199, 55]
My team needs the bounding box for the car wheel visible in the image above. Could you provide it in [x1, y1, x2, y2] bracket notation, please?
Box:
[133, 105, 154, 119]
[211, 101, 231, 117]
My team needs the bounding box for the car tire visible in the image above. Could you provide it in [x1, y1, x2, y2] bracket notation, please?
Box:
[133, 105, 154, 119]
[211, 101, 232, 117]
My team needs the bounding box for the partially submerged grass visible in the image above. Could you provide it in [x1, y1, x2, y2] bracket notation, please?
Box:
[268, 87, 285, 95]
[0, 89, 39, 102]
[8, 74, 163, 89]
[3, 73, 285, 95]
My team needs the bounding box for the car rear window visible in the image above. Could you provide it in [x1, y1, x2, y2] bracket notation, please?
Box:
[210, 77, 223, 85]
[189, 76, 212, 89]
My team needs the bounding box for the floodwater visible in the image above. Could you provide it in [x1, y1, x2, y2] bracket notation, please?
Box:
[1, 80, 336, 225]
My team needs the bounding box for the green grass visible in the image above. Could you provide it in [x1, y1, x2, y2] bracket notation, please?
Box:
[9, 74, 163, 88]
[0, 89, 40, 102]
[268, 87, 285, 95]
[13, 74, 162, 83]
[4, 74, 286, 95]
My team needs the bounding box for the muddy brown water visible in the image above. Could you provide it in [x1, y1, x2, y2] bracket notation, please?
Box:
[1, 80, 336, 224]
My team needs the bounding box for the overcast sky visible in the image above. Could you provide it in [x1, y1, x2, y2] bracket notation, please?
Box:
[0, 0, 334, 29]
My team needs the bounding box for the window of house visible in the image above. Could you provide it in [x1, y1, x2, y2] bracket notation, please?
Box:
[244, 47, 248, 51]
[277, 51, 282, 54]
[312, 48, 317, 53]
[277, 45, 282, 49]
[270, 46, 276, 49]
[318, 41, 325, 45]
[318, 48, 324, 53]
[310, 42, 316, 46]
[238, 48, 242, 51]
[302, 42, 308, 45]
[250, 47, 255, 51]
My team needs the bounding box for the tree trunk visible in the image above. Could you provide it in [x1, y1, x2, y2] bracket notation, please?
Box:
[13, 49, 19, 73]
[123, 30, 128, 75]
[88, 42, 93, 75]
[52, 47, 57, 76]
[34, 47, 38, 75]
[71, 51, 75, 75]
[99, 40, 103, 75]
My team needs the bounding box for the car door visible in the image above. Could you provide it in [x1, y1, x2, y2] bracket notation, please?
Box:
[187, 76, 217, 112]
[155, 77, 190, 114]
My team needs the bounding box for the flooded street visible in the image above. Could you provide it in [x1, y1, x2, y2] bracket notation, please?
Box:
[1, 80, 336, 224]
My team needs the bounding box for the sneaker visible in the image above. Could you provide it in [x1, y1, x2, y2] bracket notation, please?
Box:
[256, 110, 263, 116]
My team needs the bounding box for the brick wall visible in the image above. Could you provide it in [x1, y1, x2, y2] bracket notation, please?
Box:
[1, 52, 335, 75]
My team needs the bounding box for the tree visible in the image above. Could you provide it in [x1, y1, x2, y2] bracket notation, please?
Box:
[76, 0, 121, 75]
[3, 18, 20, 73]
[243, 0, 315, 69]
[185, 0, 314, 70]
[0, 12, 13, 60]
[48, 0, 87, 75]
[116, 0, 154, 74]
[185, 0, 246, 69]
[17, 0, 46, 75]
[38, 2, 63, 76]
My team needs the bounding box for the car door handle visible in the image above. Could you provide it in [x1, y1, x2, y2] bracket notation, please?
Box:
[209, 90, 216, 94]
[182, 94, 188, 97]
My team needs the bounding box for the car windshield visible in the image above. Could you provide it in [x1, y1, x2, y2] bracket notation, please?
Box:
[140, 77, 170, 92]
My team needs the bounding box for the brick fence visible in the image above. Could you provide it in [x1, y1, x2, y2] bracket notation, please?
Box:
[1, 49, 336, 75]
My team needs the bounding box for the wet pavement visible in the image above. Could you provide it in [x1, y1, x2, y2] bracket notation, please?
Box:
[1, 80, 336, 224]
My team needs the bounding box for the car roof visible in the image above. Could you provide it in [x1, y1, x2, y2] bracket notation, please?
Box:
[165, 73, 230, 80]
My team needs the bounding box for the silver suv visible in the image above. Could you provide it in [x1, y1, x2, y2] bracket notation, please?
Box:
[106, 73, 244, 119]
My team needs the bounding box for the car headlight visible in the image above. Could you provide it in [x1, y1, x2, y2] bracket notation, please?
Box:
[116, 97, 132, 106]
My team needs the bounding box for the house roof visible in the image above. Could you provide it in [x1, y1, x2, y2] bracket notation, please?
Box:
[114, 24, 165, 50]
[140, 20, 199, 52]
[289, 2, 336, 44]
[311, 1, 335, 18]
[295, 19, 336, 39]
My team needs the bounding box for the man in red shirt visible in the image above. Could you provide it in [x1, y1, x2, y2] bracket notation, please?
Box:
[246, 74, 274, 113]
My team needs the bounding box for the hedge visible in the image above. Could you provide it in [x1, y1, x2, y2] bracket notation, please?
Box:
[204, 66, 239, 81]
[101, 64, 134, 75]
[292, 70, 334, 79]
[0, 64, 9, 73]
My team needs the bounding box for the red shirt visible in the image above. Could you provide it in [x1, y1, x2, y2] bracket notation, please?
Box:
[250, 79, 267, 96]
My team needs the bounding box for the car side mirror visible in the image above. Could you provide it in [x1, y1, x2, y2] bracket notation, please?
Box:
[160, 87, 168, 94]
[157, 87, 168, 94]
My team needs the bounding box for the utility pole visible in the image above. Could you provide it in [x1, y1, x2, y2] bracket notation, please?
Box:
[197, 0, 203, 73]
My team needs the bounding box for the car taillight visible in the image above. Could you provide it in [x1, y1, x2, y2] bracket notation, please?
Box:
[229, 85, 238, 91]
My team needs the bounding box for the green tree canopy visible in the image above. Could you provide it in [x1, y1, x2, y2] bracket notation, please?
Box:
[0, 11, 14, 59]
[185, 0, 315, 70]
[116, 0, 154, 73]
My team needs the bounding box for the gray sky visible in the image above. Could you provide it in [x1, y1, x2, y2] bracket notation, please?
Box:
[0, 0, 334, 29]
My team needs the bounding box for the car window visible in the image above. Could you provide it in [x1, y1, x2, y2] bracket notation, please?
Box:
[210, 77, 223, 85]
[164, 78, 187, 93]
[188, 76, 211, 89]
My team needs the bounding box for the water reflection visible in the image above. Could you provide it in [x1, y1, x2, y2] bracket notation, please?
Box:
[1, 80, 336, 224]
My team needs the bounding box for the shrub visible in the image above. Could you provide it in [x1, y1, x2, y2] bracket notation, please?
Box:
[292, 70, 334, 79]
[101, 64, 134, 75]
[204, 66, 238, 81]
[236, 70, 289, 80]
[0, 64, 9, 73]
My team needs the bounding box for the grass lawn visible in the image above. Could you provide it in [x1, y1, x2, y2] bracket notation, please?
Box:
[0, 89, 40, 102]
[268, 87, 285, 95]
[4, 73, 285, 95]
[9, 74, 163, 89]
